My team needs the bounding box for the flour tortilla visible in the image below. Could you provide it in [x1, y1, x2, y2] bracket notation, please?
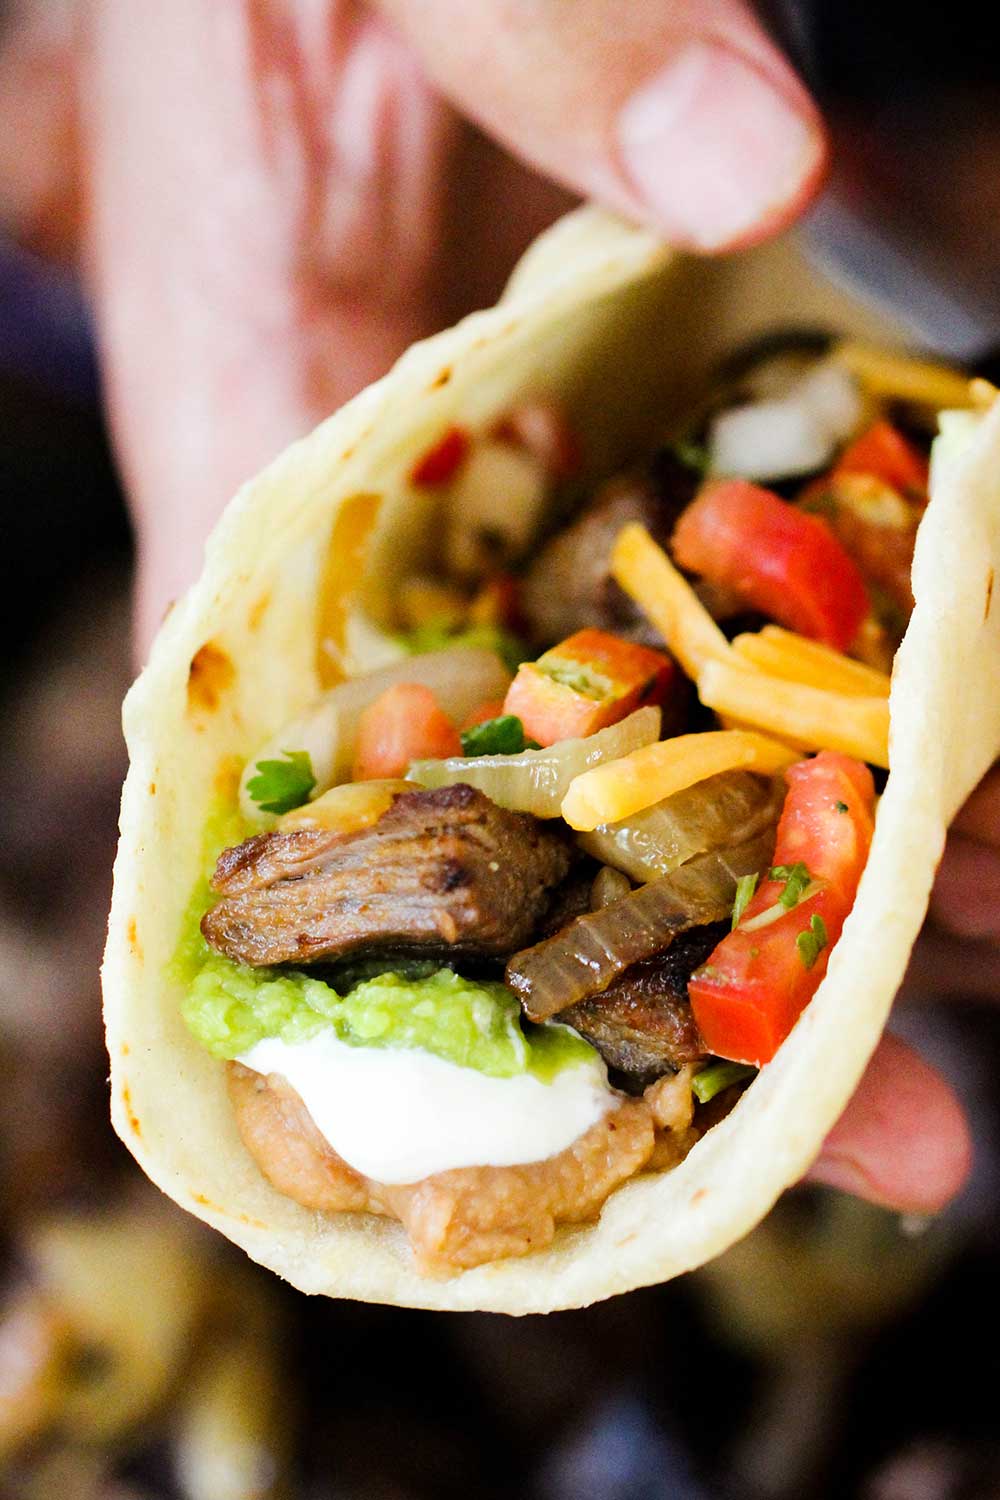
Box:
[103, 207, 1000, 1312]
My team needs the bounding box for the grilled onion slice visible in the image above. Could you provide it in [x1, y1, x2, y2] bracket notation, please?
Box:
[407, 706, 661, 818]
[578, 770, 784, 884]
[507, 824, 777, 1021]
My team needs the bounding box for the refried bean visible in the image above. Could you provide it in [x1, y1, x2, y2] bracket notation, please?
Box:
[227, 1063, 683, 1275]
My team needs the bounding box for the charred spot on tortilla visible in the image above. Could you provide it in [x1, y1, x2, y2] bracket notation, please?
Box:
[213, 755, 243, 805]
[985, 567, 994, 622]
[316, 492, 382, 679]
[126, 917, 142, 962]
[247, 592, 271, 632]
[121, 1084, 141, 1137]
[186, 642, 235, 715]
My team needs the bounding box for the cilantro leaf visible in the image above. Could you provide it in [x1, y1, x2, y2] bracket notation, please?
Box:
[770, 861, 812, 909]
[731, 872, 759, 930]
[835, 800, 849, 814]
[246, 750, 316, 815]
[460, 714, 533, 758]
[796, 912, 829, 971]
[692, 1061, 757, 1104]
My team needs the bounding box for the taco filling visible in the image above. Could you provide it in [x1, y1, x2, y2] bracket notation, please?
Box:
[177, 339, 975, 1276]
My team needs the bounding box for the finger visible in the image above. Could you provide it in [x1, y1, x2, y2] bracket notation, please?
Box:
[806, 1033, 972, 1215]
[82, 0, 458, 658]
[929, 834, 1000, 942]
[952, 762, 1000, 848]
[0, 0, 81, 259]
[375, 0, 826, 252]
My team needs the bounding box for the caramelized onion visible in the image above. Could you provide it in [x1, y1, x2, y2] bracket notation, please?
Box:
[507, 824, 777, 1021]
[578, 771, 784, 884]
[407, 706, 661, 818]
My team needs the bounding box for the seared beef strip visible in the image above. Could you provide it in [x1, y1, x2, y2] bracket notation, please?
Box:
[519, 458, 748, 652]
[519, 461, 694, 646]
[559, 923, 727, 1089]
[202, 784, 573, 967]
[535, 860, 602, 938]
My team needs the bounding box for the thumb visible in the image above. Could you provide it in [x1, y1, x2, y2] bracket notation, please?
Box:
[374, 0, 825, 251]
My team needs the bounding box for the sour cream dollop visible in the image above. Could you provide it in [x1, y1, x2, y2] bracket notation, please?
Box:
[237, 1033, 616, 1184]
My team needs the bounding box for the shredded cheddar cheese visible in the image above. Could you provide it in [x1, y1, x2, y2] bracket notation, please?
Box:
[833, 341, 972, 411]
[732, 626, 891, 699]
[561, 730, 798, 832]
[698, 660, 890, 769]
[610, 523, 733, 682]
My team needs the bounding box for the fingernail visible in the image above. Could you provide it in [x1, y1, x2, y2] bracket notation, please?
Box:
[617, 42, 824, 251]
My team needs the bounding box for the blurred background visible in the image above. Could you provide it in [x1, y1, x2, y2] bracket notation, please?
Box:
[3, 4, 1000, 1498]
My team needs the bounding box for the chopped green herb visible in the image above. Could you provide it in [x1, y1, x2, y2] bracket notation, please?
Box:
[398, 620, 527, 675]
[536, 655, 615, 701]
[835, 800, 849, 814]
[692, 1061, 757, 1104]
[740, 879, 826, 935]
[460, 714, 532, 757]
[770, 861, 812, 909]
[668, 439, 710, 476]
[246, 750, 316, 815]
[731, 872, 759, 930]
[796, 912, 829, 971]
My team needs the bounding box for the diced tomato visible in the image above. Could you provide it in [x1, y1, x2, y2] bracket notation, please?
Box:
[462, 698, 508, 730]
[353, 684, 461, 780]
[798, 471, 918, 618]
[834, 420, 929, 499]
[410, 426, 470, 487]
[503, 628, 676, 747]
[688, 751, 876, 1066]
[672, 480, 870, 652]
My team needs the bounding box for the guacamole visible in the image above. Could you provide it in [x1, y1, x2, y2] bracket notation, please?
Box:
[179, 799, 598, 1081]
[182, 960, 598, 1081]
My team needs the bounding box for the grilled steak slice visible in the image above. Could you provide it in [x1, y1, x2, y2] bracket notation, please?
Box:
[520, 465, 692, 647]
[201, 783, 573, 967]
[535, 861, 602, 938]
[559, 924, 726, 1087]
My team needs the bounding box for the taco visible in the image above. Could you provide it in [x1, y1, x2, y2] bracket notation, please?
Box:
[103, 207, 1000, 1312]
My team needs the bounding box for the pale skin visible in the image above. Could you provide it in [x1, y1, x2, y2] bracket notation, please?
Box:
[4, 0, 997, 1215]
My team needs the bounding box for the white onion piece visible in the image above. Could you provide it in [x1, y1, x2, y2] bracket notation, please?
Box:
[709, 360, 863, 482]
[445, 439, 549, 577]
[239, 646, 511, 822]
[801, 360, 864, 439]
[408, 706, 661, 818]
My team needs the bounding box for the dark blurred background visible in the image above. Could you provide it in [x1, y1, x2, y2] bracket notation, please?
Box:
[3, 4, 1000, 1498]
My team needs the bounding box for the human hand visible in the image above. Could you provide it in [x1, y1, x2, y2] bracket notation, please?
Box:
[5, 2, 985, 1218]
[75, 0, 826, 652]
